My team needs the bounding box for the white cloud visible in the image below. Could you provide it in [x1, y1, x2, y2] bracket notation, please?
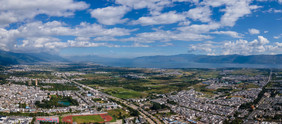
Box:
[0, 28, 20, 51]
[173, 0, 199, 4]
[256, 36, 269, 44]
[9, 21, 132, 38]
[90, 6, 131, 25]
[14, 37, 121, 52]
[122, 29, 212, 43]
[125, 43, 150, 47]
[177, 22, 221, 33]
[0, 0, 279, 55]
[0, 0, 88, 27]
[221, 2, 260, 27]
[211, 31, 242, 38]
[264, 8, 282, 13]
[93, 36, 119, 42]
[189, 41, 216, 53]
[203, 0, 260, 27]
[257, 0, 282, 4]
[0, 21, 133, 52]
[67, 40, 117, 48]
[115, 0, 171, 15]
[276, 42, 282, 47]
[159, 43, 173, 47]
[74, 22, 133, 37]
[185, 6, 212, 22]
[189, 36, 281, 55]
[75, 37, 91, 41]
[273, 34, 282, 39]
[132, 11, 186, 25]
[249, 28, 260, 34]
[14, 37, 67, 52]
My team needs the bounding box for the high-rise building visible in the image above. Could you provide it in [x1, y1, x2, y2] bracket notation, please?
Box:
[28, 80, 32, 86]
[35, 79, 38, 86]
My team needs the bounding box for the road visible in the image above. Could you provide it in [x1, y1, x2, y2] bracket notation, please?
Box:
[72, 80, 162, 124]
[246, 70, 272, 120]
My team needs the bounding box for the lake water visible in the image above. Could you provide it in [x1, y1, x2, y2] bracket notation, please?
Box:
[58, 101, 70, 106]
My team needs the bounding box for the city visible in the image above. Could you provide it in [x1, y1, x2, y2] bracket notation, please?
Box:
[0, 64, 281, 123]
[0, 0, 282, 124]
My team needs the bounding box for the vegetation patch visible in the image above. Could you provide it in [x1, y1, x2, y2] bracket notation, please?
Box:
[35, 95, 78, 108]
[40, 83, 79, 91]
[72, 115, 104, 124]
[107, 109, 129, 119]
[103, 87, 147, 99]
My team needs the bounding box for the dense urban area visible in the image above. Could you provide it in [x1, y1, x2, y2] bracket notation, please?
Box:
[0, 64, 281, 124]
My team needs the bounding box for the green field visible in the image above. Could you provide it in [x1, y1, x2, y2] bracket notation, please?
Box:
[107, 109, 129, 119]
[103, 87, 147, 99]
[229, 69, 268, 76]
[74, 67, 271, 98]
[73, 115, 104, 124]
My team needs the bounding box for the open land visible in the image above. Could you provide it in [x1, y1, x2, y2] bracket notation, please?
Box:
[0, 64, 281, 124]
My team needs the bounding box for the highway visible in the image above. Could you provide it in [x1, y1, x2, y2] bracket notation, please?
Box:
[246, 70, 272, 120]
[71, 80, 162, 124]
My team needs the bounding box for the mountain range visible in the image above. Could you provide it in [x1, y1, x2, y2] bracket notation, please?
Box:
[0, 50, 68, 65]
[1, 50, 282, 68]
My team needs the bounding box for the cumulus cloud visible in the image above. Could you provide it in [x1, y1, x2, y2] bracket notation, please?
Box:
[203, 0, 260, 27]
[13, 37, 121, 53]
[249, 28, 260, 34]
[185, 6, 212, 22]
[177, 22, 221, 33]
[132, 11, 186, 25]
[90, 6, 131, 25]
[115, 0, 172, 15]
[67, 40, 118, 48]
[189, 41, 216, 54]
[159, 43, 173, 47]
[273, 34, 282, 39]
[0, 21, 133, 52]
[211, 31, 243, 38]
[125, 43, 150, 47]
[173, 0, 199, 3]
[189, 36, 281, 55]
[257, 0, 282, 4]
[0, 0, 88, 27]
[93, 36, 119, 42]
[264, 8, 282, 13]
[0, 0, 279, 55]
[121, 29, 212, 43]
[14, 37, 67, 52]
[74, 22, 133, 37]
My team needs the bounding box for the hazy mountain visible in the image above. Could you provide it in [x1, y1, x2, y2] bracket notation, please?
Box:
[66, 54, 282, 68]
[1, 51, 282, 68]
[0, 50, 68, 65]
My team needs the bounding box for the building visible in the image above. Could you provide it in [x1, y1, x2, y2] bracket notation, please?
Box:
[35, 116, 59, 124]
[35, 79, 38, 86]
[28, 80, 32, 85]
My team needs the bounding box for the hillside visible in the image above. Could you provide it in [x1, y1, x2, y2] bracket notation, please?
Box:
[0, 51, 67, 65]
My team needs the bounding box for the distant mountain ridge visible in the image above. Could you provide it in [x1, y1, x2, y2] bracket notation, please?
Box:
[0, 50, 68, 65]
[66, 54, 282, 68]
[1, 50, 282, 68]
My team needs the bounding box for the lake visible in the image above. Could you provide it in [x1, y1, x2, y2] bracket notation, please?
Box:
[58, 101, 71, 106]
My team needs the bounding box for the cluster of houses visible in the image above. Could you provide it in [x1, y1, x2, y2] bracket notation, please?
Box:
[7, 76, 69, 84]
[0, 116, 33, 124]
[0, 83, 119, 114]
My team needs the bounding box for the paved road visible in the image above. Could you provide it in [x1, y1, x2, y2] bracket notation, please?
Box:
[72, 80, 161, 124]
[246, 70, 272, 120]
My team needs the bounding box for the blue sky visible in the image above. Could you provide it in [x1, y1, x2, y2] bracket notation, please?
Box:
[0, 0, 281, 58]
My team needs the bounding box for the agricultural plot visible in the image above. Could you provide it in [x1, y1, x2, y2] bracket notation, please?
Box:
[62, 113, 113, 124]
